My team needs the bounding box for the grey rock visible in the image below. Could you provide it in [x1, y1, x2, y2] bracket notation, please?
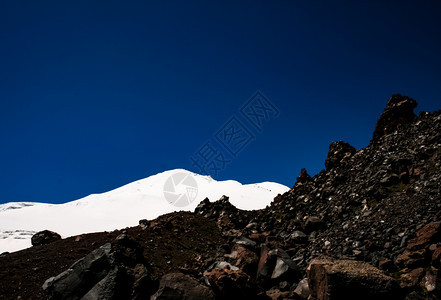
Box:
[293, 278, 310, 299]
[290, 230, 308, 244]
[43, 238, 157, 300]
[233, 236, 257, 247]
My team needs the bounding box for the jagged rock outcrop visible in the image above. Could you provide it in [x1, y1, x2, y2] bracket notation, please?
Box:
[194, 195, 254, 235]
[373, 94, 417, 141]
[324, 141, 357, 170]
[295, 168, 312, 185]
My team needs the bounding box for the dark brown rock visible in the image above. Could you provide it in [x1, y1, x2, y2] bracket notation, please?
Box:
[43, 238, 158, 300]
[373, 94, 417, 141]
[31, 230, 61, 247]
[266, 288, 291, 299]
[304, 216, 325, 233]
[395, 249, 427, 268]
[257, 244, 273, 282]
[205, 267, 261, 298]
[225, 244, 259, 275]
[378, 258, 394, 272]
[399, 268, 424, 289]
[432, 247, 441, 267]
[295, 168, 312, 185]
[307, 257, 399, 300]
[325, 141, 356, 170]
[407, 222, 440, 250]
[151, 273, 215, 300]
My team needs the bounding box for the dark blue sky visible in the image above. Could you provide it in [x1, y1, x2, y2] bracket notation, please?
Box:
[1, 1, 440, 204]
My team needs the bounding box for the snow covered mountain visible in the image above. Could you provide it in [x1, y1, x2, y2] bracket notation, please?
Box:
[0, 169, 289, 253]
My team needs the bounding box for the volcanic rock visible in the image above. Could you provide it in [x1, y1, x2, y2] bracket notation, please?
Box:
[42, 235, 158, 300]
[307, 257, 400, 300]
[373, 94, 417, 141]
[31, 230, 62, 247]
[270, 249, 301, 281]
[205, 267, 262, 299]
[151, 273, 215, 300]
[225, 244, 259, 274]
[295, 168, 312, 185]
[293, 278, 310, 299]
[303, 216, 325, 234]
[324, 141, 357, 170]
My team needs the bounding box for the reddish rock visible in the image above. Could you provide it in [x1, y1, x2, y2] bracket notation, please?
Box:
[249, 232, 270, 243]
[378, 258, 394, 272]
[407, 222, 440, 250]
[432, 247, 441, 267]
[225, 244, 259, 274]
[151, 273, 215, 300]
[395, 249, 427, 268]
[266, 288, 291, 300]
[307, 257, 399, 300]
[399, 268, 424, 288]
[205, 267, 261, 298]
[257, 244, 272, 280]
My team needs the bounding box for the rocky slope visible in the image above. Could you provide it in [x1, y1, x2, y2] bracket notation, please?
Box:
[0, 94, 440, 299]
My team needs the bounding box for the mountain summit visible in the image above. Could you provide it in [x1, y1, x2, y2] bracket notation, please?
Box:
[0, 169, 288, 253]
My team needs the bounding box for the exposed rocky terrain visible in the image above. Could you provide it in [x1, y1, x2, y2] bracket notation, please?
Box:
[0, 94, 440, 299]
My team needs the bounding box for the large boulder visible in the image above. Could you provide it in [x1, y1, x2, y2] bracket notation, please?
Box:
[307, 257, 400, 300]
[373, 94, 417, 141]
[205, 267, 262, 298]
[293, 278, 310, 299]
[270, 249, 301, 282]
[151, 273, 215, 300]
[31, 230, 61, 247]
[257, 246, 301, 287]
[225, 244, 259, 275]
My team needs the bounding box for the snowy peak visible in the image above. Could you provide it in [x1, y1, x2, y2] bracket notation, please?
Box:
[0, 169, 289, 253]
